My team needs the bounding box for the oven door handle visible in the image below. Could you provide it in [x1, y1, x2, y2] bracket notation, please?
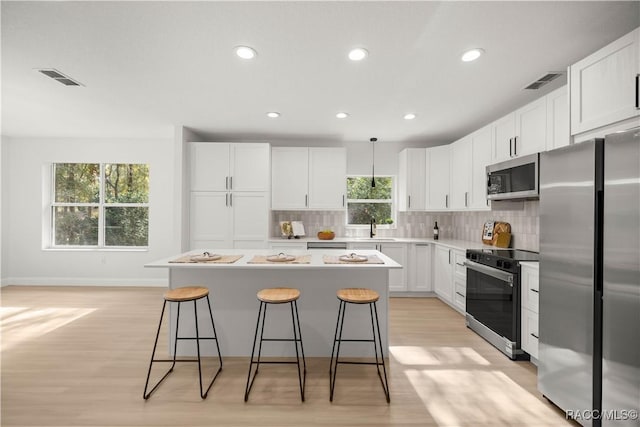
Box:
[463, 260, 514, 285]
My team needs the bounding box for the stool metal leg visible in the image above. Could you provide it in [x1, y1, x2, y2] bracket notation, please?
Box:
[206, 295, 224, 369]
[143, 300, 180, 399]
[290, 300, 306, 401]
[329, 300, 347, 402]
[244, 301, 265, 401]
[372, 302, 390, 403]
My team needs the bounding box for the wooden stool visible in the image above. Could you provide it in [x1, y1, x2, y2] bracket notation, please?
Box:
[143, 286, 223, 399]
[329, 288, 390, 403]
[244, 287, 306, 402]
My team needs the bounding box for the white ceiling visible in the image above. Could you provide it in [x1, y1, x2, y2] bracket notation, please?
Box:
[2, 1, 639, 145]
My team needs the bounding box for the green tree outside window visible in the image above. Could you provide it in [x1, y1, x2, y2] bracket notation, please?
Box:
[346, 177, 394, 225]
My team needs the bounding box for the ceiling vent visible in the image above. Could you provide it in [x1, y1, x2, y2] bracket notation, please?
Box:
[37, 68, 83, 86]
[524, 72, 562, 90]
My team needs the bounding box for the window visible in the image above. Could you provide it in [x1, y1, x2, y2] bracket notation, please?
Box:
[51, 163, 149, 248]
[346, 176, 394, 226]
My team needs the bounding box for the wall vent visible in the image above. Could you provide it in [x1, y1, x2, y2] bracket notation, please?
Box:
[524, 72, 562, 90]
[37, 68, 83, 86]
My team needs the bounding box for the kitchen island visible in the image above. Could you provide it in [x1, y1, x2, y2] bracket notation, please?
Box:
[145, 249, 402, 357]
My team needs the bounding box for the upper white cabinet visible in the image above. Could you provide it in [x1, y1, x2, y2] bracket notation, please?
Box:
[271, 147, 346, 210]
[398, 148, 427, 211]
[493, 97, 547, 162]
[546, 85, 570, 150]
[427, 144, 451, 210]
[449, 136, 472, 210]
[190, 143, 270, 192]
[570, 27, 640, 137]
[469, 125, 492, 210]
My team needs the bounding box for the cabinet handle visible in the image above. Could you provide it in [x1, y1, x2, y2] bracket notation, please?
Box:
[509, 138, 513, 157]
[464, 191, 468, 207]
[408, 195, 411, 208]
[636, 74, 639, 109]
[449, 249, 451, 264]
[445, 194, 449, 208]
[229, 176, 233, 190]
[225, 193, 229, 207]
[456, 291, 465, 297]
[305, 194, 308, 207]
[456, 262, 465, 266]
[342, 194, 345, 207]
[513, 136, 518, 156]
[225, 176, 229, 190]
[531, 289, 539, 293]
[229, 193, 232, 207]
[531, 333, 539, 339]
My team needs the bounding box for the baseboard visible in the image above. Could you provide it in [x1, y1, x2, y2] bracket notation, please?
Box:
[1, 277, 168, 287]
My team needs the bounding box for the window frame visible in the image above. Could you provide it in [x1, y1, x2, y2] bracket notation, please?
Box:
[345, 175, 396, 229]
[49, 163, 150, 250]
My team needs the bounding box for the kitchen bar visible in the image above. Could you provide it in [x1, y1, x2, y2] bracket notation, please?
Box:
[145, 249, 402, 357]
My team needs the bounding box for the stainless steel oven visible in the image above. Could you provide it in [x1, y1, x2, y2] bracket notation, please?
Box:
[464, 249, 539, 360]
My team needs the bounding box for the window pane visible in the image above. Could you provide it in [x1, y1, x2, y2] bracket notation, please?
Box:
[105, 207, 149, 246]
[54, 206, 99, 245]
[54, 163, 100, 203]
[347, 177, 392, 200]
[104, 164, 149, 203]
[347, 202, 393, 225]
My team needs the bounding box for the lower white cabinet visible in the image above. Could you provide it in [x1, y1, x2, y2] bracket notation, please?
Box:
[520, 262, 540, 361]
[452, 250, 467, 313]
[349, 242, 407, 292]
[433, 245, 453, 303]
[410, 243, 432, 292]
[190, 191, 269, 249]
[268, 241, 307, 251]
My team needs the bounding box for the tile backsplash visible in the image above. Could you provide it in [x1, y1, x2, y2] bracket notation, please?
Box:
[271, 200, 539, 251]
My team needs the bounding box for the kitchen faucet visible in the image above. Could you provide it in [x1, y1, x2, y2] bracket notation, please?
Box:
[370, 218, 377, 238]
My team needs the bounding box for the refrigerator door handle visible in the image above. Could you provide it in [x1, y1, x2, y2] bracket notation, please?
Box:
[463, 260, 514, 284]
[636, 74, 639, 109]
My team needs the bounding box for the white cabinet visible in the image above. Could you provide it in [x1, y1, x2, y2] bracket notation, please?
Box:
[190, 191, 269, 249]
[452, 250, 467, 313]
[349, 242, 407, 292]
[189, 142, 270, 250]
[410, 244, 432, 292]
[433, 245, 453, 303]
[398, 148, 427, 211]
[190, 143, 270, 192]
[450, 136, 472, 210]
[492, 97, 547, 162]
[268, 241, 307, 251]
[570, 27, 640, 137]
[520, 262, 540, 361]
[427, 145, 451, 210]
[546, 85, 570, 150]
[470, 125, 492, 210]
[271, 147, 346, 210]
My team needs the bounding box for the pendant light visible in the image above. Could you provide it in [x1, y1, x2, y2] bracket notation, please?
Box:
[370, 137, 377, 187]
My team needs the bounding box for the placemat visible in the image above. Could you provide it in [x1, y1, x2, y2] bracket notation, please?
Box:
[169, 254, 244, 264]
[247, 255, 312, 264]
[323, 255, 385, 264]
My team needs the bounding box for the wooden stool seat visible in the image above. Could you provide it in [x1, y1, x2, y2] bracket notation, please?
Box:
[257, 287, 300, 304]
[337, 288, 379, 304]
[164, 286, 209, 302]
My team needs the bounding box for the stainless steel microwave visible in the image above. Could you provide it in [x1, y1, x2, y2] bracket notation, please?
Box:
[486, 153, 539, 201]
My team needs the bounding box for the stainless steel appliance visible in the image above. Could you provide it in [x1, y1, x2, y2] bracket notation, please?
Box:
[464, 248, 540, 360]
[539, 129, 640, 427]
[486, 153, 539, 201]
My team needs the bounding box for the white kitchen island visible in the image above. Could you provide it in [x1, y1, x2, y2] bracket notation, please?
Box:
[145, 249, 402, 357]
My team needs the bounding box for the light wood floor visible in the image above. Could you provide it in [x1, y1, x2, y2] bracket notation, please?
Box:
[1, 286, 574, 426]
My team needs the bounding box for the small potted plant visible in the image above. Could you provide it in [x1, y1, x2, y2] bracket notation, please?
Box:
[317, 229, 335, 240]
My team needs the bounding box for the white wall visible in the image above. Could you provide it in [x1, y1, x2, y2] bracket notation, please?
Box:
[2, 136, 178, 286]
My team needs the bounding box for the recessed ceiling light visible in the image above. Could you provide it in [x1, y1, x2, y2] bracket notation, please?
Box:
[461, 48, 484, 62]
[336, 112, 349, 119]
[266, 112, 280, 118]
[348, 48, 368, 61]
[235, 46, 257, 59]
[403, 113, 416, 120]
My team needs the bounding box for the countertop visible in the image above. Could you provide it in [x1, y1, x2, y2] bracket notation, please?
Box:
[145, 249, 402, 270]
[268, 236, 493, 252]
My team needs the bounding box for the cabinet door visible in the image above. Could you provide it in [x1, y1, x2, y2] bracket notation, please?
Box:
[230, 144, 270, 192]
[398, 148, 426, 211]
[190, 192, 231, 249]
[411, 244, 432, 292]
[470, 125, 492, 210]
[381, 243, 407, 292]
[570, 28, 640, 135]
[433, 246, 453, 303]
[521, 264, 540, 313]
[521, 309, 539, 360]
[493, 113, 515, 162]
[190, 143, 230, 192]
[231, 192, 269, 248]
[308, 147, 346, 209]
[271, 147, 309, 209]
[450, 137, 471, 210]
[427, 145, 451, 210]
[348, 242, 377, 250]
[546, 86, 570, 151]
[515, 96, 547, 156]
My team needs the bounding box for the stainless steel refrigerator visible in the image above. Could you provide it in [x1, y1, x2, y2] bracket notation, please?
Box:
[539, 128, 640, 427]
